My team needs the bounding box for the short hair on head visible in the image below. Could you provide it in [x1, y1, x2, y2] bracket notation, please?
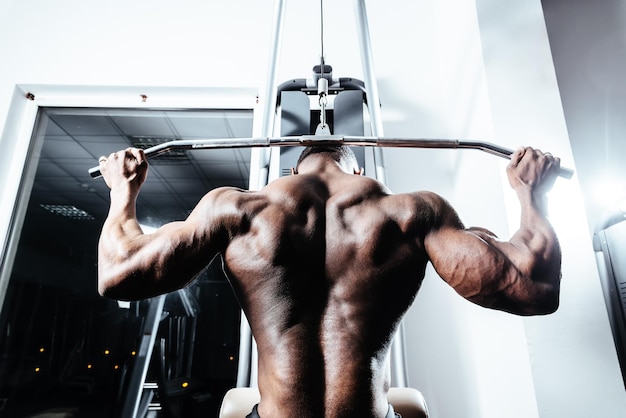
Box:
[296, 145, 358, 171]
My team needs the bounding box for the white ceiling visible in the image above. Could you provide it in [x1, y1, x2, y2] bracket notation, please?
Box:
[14, 0, 626, 237]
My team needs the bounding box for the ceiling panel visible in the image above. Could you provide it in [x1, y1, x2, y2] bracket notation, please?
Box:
[111, 115, 176, 137]
[41, 137, 94, 160]
[44, 120, 67, 136]
[79, 139, 134, 160]
[192, 148, 251, 163]
[25, 107, 255, 232]
[61, 161, 105, 181]
[50, 114, 120, 136]
[165, 179, 209, 195]
[168, 110, 253, 138]
[35, 160, 70, 178]
[148, 163, 201, 179]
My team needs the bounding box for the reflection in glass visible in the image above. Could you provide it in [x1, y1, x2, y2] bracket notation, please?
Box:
[0, 107, 252, 417]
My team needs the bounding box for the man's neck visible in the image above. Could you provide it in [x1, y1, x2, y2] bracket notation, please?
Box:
[297, 157, 349, 176]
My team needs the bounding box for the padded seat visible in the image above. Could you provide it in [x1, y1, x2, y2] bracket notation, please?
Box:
[219, 387, 429, 418]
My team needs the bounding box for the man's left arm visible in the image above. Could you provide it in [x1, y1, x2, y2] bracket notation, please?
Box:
[423, 148, 562, 315]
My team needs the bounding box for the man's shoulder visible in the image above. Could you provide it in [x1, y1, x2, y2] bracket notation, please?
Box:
[372, 190, 456, 233]
[380, 189, 446, 209]
[192, 187, 270, 222]
[211, 186, 274, 208]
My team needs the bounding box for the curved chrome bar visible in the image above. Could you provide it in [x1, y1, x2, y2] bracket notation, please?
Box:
[89, 135, 574, 179]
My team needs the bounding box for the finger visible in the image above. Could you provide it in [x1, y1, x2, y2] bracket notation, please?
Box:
[128, 147, 145, 165]
[530, 148, 543, 159]
[98, 156, 107, 165]
[538, 150, 558, 167]
[122, 148, 137, 165]
[135, 148, 146, 165]
[510, 147, 528, 166]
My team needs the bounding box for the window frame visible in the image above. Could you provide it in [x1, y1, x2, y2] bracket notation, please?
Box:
[0, 84, 260, 315]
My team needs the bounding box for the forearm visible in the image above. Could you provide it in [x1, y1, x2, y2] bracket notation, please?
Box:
[97, 188, 148, 298]
[474, 189, 560, 314]
[506, 188, 562, 307]
[511, 187, 559, 262]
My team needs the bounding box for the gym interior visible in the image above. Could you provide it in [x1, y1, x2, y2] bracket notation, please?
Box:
[0, 1, 625, 417]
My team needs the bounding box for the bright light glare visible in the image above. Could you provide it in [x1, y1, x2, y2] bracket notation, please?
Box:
[591, 177, 626, 209]
[117, 300, 131, 309]
[139, 224, 157, 234]
[503, 174, 586, 236]
[547, 180, 588, 232]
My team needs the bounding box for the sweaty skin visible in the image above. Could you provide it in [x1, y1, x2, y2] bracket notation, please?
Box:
[97, 146, 562, 418]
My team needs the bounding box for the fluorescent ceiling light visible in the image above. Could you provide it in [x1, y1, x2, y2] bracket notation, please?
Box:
[39, 204, 94, 220]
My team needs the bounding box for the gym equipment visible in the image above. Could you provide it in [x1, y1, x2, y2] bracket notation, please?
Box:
[593, 202, 626, 389]
[91, 0, 575, 415]
[219, 387, 429, 418]
[88, 135, 574, 179]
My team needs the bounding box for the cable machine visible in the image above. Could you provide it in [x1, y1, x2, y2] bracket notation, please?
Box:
[89, 1, 574, 416]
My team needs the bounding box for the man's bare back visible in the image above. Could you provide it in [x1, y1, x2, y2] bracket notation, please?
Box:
[222, 169, 431, 417]
[97, 145, 562, 418]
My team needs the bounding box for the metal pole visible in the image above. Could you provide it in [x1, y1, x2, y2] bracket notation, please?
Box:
[262, 0, 286, 139]
[249, 0, 287, 192]
[354, 0, 406, 388]
[240, 0, 287, 386]
[353, 0, 387, 184]
[236, 312, 253, 388]
[121, 295, 166, 418]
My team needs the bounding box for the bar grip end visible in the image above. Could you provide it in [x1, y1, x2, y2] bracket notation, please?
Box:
[559, 166, 574, 180]
[89, 166, 102, 179]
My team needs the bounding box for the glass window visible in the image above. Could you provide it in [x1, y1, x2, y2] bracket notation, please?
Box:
[0, 107, 252, 417]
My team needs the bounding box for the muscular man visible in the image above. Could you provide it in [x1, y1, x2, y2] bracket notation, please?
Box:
[97, 145, 562, 418]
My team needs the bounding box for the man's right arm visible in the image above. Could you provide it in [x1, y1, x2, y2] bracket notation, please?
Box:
[423, 147, 562, 315]
[98, 191, 232, 301]
[97, 148, 238, 301]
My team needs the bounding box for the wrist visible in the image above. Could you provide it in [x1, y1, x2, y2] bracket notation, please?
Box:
[516, 186, 549, 217]
[532, 192, 549, 217]
[109, 187, 138, 213]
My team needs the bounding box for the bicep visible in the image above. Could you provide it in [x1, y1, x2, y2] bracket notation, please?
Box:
[425, 225, 511, 305]
[411, 192, 504, 300]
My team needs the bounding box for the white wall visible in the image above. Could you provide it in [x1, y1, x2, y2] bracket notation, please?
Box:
[476, 1, 626, 416]
[542, 0, 626, 234]
[382, 0, 626, 417]
[383, 1, 539, 416]
[1, 1, 625, 417]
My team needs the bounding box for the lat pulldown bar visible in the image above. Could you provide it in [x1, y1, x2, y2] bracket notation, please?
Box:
[88, 135, 574, 179]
